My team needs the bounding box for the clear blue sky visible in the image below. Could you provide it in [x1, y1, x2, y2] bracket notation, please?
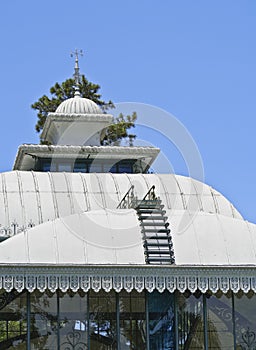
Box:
[0, 1, 255, 222]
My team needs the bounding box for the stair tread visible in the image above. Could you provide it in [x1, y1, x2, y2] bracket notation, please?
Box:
[144, 242, 172, 247]
[131, 193, 175, 265]
[137, 211, 166, 216]
[146, 250, 171, 254]
[142, 228, 170, 233]
[140, 222, 169, 227]
[144, 237, 171, 245]
[137, 199, 161, 203]
[147, 257, 175, 262]
[144, 234, 170, 237]
[139, 216, 167, 220]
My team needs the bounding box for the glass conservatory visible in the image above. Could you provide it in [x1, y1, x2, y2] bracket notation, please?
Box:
[1, 286, 256, 349]
[0, 56, 256, 349]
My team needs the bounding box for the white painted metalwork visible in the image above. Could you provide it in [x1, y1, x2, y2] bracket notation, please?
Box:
[0, 172, 254, 293]
[70, 48, 83, 94]
[13, 145, 159, 170]
[0, 266, 255, 293]
[0, 172, 243, 232]
[0, 207, 253, 265]
[55, 96, 102, 115]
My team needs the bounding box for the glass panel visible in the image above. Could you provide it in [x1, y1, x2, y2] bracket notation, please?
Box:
[148, 290, 175, 350]
[206, 291, 234, 349]
[109, 164, 118, 173]
[234, 291, 256, 349]
[74, 162, 87, 173]
[118, 162, 132, 174]
[133, 161, 144, 174]
[41, 161, 51, 172]
[30, 290, 57, 349]
[177, 291, 204, 350]
[58, 163, 72, 172]
[103, 162, 117, 173]
[0, 289, 27, 349]
[89, 290, 117, 349]
[89, 163, 103, 173]
[42, 161, 57, 172]
[59, 291, 88, 349]
[119, 290, 146, 349]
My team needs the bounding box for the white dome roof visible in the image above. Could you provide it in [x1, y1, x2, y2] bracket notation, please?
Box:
[1, 172, 256, 270]
[56, 94, 102, 114]
[0, 209, 255, 266]
[0, 171, 243, 231]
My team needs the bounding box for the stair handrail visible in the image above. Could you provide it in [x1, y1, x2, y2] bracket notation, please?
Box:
[142, 185, 157, 201]
[117, 185, 135, 209]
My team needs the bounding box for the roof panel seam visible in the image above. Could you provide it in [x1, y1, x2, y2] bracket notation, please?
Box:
[95, 173, 107, 208]
[64, 173, 75, 215]
[31, 171, 43, 224]
[48, 172, 59, 219]
[79, 174, 90, 211]
[17, 171, 26, 227]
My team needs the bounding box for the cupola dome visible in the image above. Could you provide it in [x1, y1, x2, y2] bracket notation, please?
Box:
[56, 92, 102, 115]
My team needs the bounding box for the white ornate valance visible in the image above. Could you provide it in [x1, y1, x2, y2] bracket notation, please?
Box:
[0, 266, 255, 294]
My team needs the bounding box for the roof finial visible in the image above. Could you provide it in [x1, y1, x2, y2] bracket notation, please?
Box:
[71, 49, 83, 97]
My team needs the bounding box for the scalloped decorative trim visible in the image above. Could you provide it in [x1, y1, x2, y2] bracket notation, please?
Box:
[0, 267, 255, 293]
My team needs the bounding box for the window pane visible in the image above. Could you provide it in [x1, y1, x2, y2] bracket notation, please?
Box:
[89, 163, 103, 173]
[42, 161, 57, 172]
[118, 162, 132, 174]
[74, 162, 87, 173]
[234, 291, 256, 349]
[58, 163, 72, 172]
[103, 162, 117, 173]
[119, 290, 146, 349]
[148, 290, 175, 350]
[207, 291, 234, 349]
[30, 291, 57, 349]
[177, 291, 204, 350]
[59, 291, 88, 349]
[0, 289, 27, 349]
[89, 290, 117, 349]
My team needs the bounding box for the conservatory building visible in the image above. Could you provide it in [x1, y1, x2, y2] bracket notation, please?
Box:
[0, 64, 256, 350]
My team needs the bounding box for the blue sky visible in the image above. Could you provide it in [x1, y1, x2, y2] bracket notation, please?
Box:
[0, 1, 255, 222]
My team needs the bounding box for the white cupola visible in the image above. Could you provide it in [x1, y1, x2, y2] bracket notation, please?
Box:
[55, 92, 102, 115]
[40, 52, 113, 146]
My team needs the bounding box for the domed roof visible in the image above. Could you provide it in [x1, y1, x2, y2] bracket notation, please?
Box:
[56, 93, 102, 114]
[0, 171, 243, 232]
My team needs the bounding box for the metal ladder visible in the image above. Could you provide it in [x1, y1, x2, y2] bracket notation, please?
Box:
[117, 185, 175, 265]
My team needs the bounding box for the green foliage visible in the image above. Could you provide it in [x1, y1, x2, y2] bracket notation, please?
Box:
[31, 76, 137, 146]
[101, 112, 137, 146]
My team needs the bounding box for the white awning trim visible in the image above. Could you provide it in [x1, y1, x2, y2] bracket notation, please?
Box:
[0, 267, 255, 294]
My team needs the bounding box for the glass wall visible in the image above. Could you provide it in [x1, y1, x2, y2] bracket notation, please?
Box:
[206, 291, 234, 350]
[59, 291, 88, 350]
[0, 290, 27, 349]
[89, 290, 116, 349]
[30, 290, 58, 349]
[148, 290, 174, 350]
[177, 291, 204, 349]
[35, 158, 138, 174]
[119, 290, 146, 349]
[2, 288, 256, 349]
[234, 291, 256, 349]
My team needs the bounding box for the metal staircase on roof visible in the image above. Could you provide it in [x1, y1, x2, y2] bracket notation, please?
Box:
[117, 185, 175, 265]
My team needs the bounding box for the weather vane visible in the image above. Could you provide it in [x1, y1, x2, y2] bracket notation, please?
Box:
[71, 49, 83, 90]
